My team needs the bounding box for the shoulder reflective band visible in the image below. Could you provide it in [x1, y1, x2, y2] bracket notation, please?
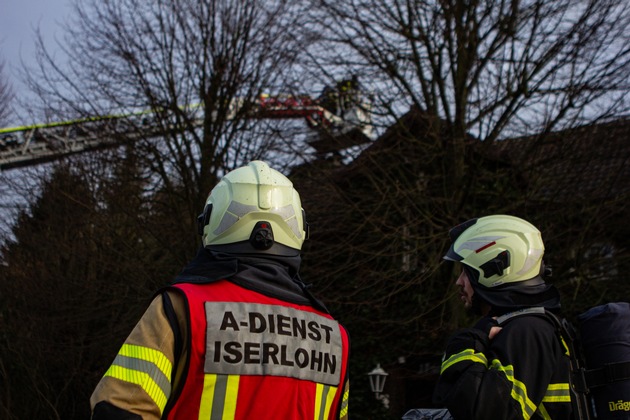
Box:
[104, 343, 173, 414]
[204, 302, 343, 385]
[440, 348, 488, 374]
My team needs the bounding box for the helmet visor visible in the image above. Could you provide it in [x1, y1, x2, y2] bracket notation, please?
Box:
[443, 245, 463, 262]
[443, 218, 479, 262]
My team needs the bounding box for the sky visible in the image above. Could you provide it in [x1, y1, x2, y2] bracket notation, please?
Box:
[0, 0, 72, 109]
[0, 1, 73, 239]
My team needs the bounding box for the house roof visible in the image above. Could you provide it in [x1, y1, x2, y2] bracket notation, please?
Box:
[490, 118, 630, 202]
[335, 107, 477, 181]
[299, 107, 630, 205]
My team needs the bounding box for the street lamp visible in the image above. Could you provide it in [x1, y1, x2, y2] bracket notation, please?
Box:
[367, 363, 389, 399]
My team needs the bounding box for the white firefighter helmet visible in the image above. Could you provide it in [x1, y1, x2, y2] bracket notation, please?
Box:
[198, 160, 308, 256]
[443, 214, 545, 288]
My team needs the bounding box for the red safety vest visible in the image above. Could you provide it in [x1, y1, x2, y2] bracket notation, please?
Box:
[165, 280, 349, 420]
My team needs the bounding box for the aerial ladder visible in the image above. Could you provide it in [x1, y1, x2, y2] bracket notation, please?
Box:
[0, 78, 373, 171]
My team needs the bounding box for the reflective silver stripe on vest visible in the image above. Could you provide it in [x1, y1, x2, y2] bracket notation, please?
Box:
[318, 385, 332, 420]
[204, 301, 343, 385]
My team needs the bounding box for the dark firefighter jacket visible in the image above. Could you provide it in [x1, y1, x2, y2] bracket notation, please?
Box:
[433, 312, 572, 420]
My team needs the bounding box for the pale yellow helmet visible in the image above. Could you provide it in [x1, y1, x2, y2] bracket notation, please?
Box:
[197, 161, 308, 256]
[443, 215, 545, 288]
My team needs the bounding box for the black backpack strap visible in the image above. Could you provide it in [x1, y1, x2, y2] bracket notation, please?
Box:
[496, 307, 547, 325]
[583, 361, 630, 388]
[544, 310, 594, 420]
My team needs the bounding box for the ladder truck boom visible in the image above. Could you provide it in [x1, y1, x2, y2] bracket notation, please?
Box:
[0, 81, 373, 171]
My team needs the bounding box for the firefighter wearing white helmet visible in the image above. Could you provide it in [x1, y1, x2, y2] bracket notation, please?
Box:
[443, 214, 559, 313]
[432, 215, 571, 420]
[198, 160, 308, 255]
[91, 161, 350, 420]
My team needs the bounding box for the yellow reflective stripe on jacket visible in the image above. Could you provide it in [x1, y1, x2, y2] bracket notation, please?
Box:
[314, 383, 338, 420]
[536, 383, 570, 420]
[441, 348, 569, 420]
[537, 402, 552, 420]
[440, 349, 488, 374]
[542, 383, 571, 403]
[339, 385, 349, 419]
[560, 337, 571, 357]
[490, 359, 537, 419]
[199, 374, 240, 420]
[104, 344, 173, 414]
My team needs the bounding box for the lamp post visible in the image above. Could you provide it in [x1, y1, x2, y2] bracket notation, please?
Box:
[367, 363, 389, 406]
